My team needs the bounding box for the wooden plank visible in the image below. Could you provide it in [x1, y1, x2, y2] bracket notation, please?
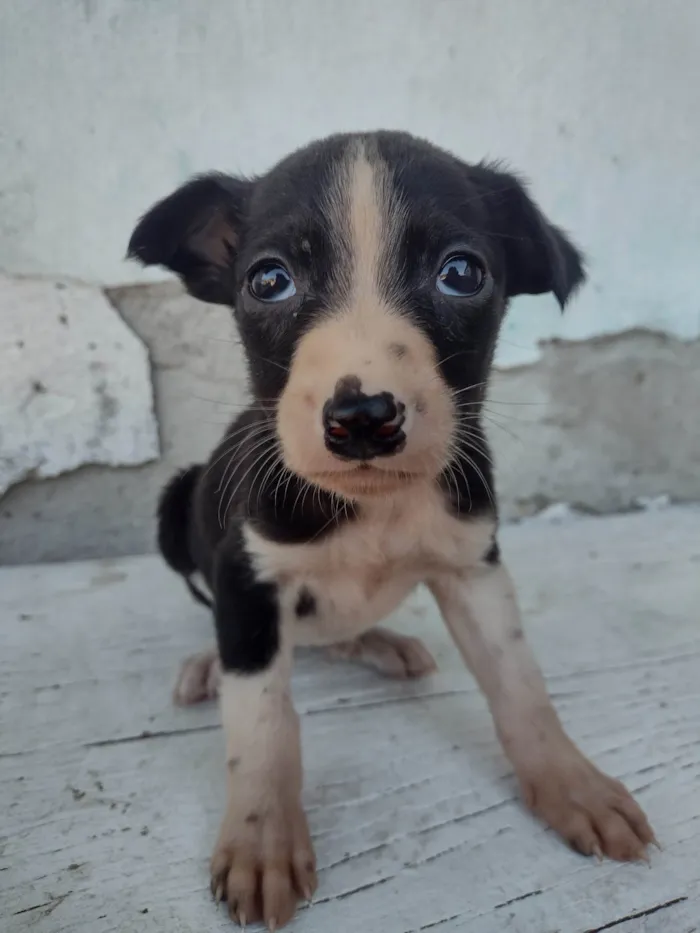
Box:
[1, 507, 699, 932]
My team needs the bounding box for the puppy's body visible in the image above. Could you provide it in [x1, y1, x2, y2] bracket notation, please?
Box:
[131, 132, 655, 930]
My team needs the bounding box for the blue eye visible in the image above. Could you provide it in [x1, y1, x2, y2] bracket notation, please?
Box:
[436, 254, 485, 297]
[249, 263, 296, 302]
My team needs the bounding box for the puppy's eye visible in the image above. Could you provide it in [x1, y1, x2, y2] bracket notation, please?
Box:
[249, 263, 296, 302]
[436, 254, 484, 297]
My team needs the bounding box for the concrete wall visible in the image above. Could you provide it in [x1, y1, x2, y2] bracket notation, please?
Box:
[2, 0, 699, 364]
[1, 0, 699, 562]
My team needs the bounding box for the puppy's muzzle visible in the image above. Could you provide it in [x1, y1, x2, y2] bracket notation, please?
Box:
[323, 385, 406, 461]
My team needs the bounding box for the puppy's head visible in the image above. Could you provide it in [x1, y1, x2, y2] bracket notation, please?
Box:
[129, 132, 584, 500]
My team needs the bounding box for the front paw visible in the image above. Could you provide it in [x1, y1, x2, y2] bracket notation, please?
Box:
[519, 753, 657, 861]
[211, 795, 317, 930]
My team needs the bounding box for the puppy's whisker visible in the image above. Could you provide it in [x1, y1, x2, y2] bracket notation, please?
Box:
[227, 445, 278, 525]
[447, 462, 463, 513]
[218, 444, 271, 527]
[452, 443, 496, 510]
[481, 414, 524, 445]
[247, 354, 290, 374]
[217, 435, 276, 527]
[253, 449, 282, 513]
[451, 430, 494, 466]
[208, 424, 276, 486]
[192, 395, 278, 408]
[449, 381, 490, 398]
[252, 449, 285, 516]
[433, 350, 481, 370]
[214, 426, 275, 496]
[290, 477, 310, 522]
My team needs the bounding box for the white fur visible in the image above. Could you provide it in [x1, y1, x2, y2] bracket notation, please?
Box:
[243, 482, 495, 647]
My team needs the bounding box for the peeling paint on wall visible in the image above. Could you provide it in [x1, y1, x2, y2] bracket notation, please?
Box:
[0, 275, 159, 496]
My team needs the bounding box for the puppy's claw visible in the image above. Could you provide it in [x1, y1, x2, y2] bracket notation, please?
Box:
[267, 919, 277, 932]
[213, 883, 224, 904]
[591, 842, 604, 863]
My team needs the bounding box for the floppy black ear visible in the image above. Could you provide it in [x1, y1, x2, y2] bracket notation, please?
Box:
[475, 164, 585, 309]
[127, 174, 251, 305]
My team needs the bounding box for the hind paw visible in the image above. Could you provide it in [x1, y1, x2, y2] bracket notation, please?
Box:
[173, 649, 221, 705]
[328, 627, 437, 679]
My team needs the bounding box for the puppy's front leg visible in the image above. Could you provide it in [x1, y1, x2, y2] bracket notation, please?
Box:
[429, 559, 656, 861]
[210, 549, 316, 930]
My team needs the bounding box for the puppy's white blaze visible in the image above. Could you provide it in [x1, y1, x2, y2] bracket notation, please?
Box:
[348, 145, 394, 308]
[277, 142, 454, 492]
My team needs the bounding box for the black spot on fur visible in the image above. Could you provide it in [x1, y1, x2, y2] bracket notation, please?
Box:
[484, 539, 500, 564]
[389, 342, 408, 359]
[334, 374, 362, 397]
[295, 587, 316, 618]
[245, 813, 260, 824]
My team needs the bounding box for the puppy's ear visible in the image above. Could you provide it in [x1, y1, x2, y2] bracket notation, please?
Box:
[475, 165, 585, 309]
[127, 174, 251, 305]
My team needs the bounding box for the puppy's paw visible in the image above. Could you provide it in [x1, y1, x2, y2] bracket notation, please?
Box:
[211, 797, 317, 930]
[520, 753, 656, 862]
[173, 650, 221, 706]
[328, 627, 437, 679]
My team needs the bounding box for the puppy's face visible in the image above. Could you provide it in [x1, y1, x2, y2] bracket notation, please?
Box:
[130, 132, 583, 499]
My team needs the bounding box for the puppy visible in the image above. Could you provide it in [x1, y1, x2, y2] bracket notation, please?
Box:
[129, 131, 655, 929]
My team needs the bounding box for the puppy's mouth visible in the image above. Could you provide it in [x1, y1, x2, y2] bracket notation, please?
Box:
[306, 464, 424, 497]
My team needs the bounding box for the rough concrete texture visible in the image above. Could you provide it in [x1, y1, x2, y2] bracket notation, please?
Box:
[1, 284, 698, 565]
[0, 275, 158, 496]
[2, 507, 700, 931]
[0, 283, 247, 563]
[491, 329, 700, 516]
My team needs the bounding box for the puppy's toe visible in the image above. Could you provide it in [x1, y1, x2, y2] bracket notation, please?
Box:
[211, 798, 316, 929]
[520, 754, 656, 862]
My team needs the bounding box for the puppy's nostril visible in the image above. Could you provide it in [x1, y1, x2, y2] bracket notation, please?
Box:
[326, 422, 350, 439]
[374, 421, 401, 438]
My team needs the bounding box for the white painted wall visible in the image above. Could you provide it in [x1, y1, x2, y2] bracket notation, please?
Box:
[1, 0, 698, 365]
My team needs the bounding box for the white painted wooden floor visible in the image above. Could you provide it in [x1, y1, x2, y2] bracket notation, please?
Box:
[2, 508, 699, 933]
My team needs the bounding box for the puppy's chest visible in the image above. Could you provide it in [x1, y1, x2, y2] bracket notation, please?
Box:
[245, 490, 493, 644]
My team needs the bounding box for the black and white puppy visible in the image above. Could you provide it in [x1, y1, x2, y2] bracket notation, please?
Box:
[129, 131, 655, 930]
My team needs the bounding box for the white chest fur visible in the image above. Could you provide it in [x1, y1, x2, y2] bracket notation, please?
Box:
[244, 485, 495, 646]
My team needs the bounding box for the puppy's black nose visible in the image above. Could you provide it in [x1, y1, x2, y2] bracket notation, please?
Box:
[323, 388, 405, 459]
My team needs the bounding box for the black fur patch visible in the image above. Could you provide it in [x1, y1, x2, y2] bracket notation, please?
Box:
[295, 587, 317, 618]
[483, 539, 501, 565]
[157, 466, 201, 576]
[213, 532, 280, 674]
[334, 374, 362, 397]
